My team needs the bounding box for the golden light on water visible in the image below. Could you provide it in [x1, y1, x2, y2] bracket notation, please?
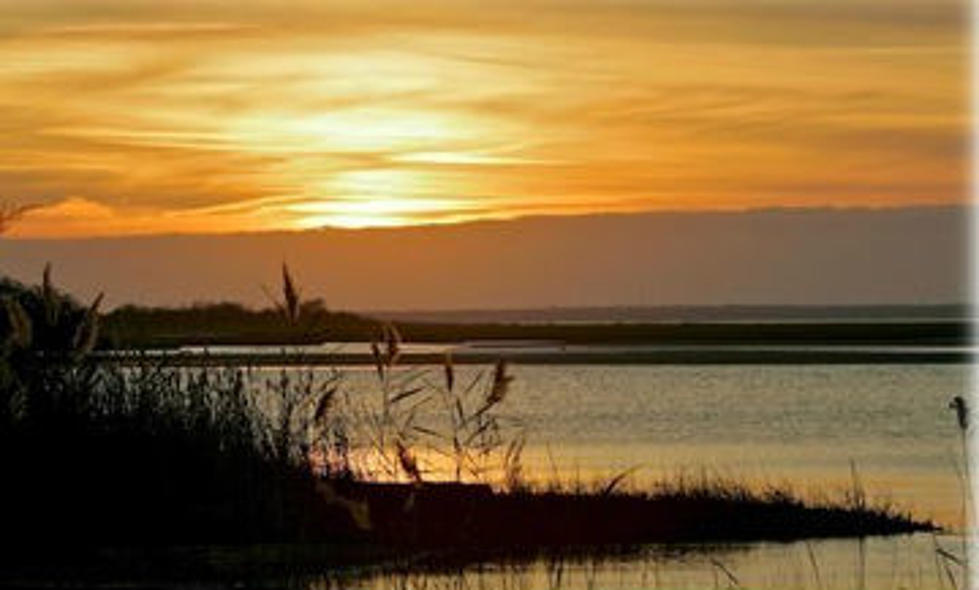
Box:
[0, 0, 967, 237]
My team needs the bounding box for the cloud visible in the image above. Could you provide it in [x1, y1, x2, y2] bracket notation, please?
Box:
[0, 0, 968, 237]
[6, 195, 296, 237]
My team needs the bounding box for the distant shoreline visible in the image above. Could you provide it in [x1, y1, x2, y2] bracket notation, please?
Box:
[366, 303, 972, 326]
[100, 347, 971, 366]
[100, 316, 973, 362]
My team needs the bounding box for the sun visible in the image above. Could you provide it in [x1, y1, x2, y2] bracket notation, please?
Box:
[226, 103, 490, 228]
[288, 169, 467, 228]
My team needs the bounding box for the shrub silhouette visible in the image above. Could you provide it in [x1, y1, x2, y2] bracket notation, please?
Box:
[0, 267, 356, 549]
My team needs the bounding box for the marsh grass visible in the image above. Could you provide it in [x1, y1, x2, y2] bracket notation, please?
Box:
[0, 266, 945, 585]
[931, 395, 972, 590]
[327, 333, 525, 487]
[0, 356, 353, 543]
[0, 269, 363, 551]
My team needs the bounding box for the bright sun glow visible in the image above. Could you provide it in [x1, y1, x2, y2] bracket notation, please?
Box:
[226, 105, 489, 227]
[230, 108, 473, 154]
[287, 169, 472, 228]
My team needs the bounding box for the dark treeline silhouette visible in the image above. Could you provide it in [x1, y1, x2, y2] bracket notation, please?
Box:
[102, 299, 382, 347]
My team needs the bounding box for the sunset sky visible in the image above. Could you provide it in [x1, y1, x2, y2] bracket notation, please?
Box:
[0, 0, 969, 238]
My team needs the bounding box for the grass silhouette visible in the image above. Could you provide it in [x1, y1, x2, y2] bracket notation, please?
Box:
[0, 266, 941, 584]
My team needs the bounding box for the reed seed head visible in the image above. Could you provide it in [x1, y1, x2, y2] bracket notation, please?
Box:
[949, 395, 968, 431]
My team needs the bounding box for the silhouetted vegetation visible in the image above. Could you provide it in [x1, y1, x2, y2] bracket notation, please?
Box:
[330, 476, 934, 553]
[0, 267, 941, 585]
[102, 300, 381, 348]
[0, 270, 361, 549]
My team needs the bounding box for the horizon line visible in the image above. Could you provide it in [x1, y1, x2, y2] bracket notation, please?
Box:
[3, 201, 970, 243]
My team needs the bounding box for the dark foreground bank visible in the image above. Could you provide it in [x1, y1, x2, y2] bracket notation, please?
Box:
[0, 478, 936, 585]
[330, 479, 935, 557]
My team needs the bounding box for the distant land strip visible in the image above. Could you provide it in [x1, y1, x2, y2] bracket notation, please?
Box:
[98, 348, 972, 366]
[102, 317, 971, 350]
[394, 320, 969, 347]
[368, 304, 972, 325]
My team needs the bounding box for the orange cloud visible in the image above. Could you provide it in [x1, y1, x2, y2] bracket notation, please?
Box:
[0, 0, 968, 237]
[7, 196, 290, 238]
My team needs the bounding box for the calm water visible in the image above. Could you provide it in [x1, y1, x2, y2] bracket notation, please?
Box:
[334, 363, 968, 526]
[259, 361, 971, 589]
[303, 534, 963, 590]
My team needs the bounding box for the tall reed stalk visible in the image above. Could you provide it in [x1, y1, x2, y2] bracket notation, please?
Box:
[948, 395, 972, 588]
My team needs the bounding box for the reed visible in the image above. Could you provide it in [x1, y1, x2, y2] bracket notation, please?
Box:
[0, 268, 357, 548]
[0, 265, 944, 584]
[944, 394, 971, 589]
